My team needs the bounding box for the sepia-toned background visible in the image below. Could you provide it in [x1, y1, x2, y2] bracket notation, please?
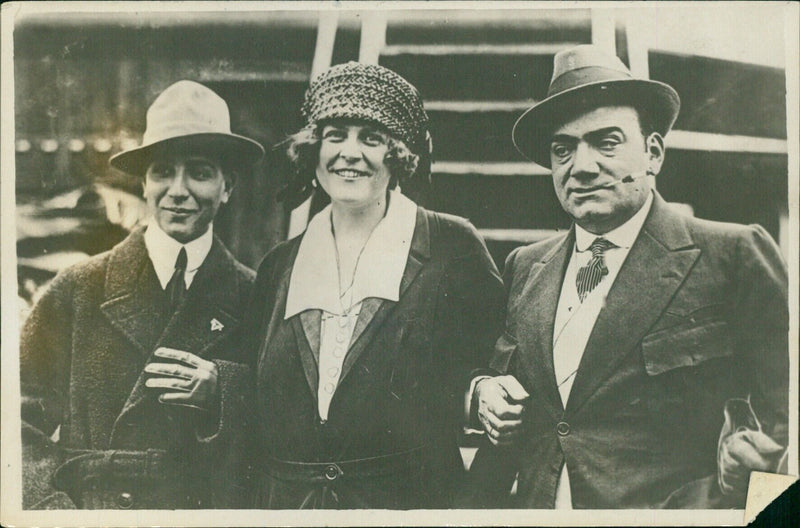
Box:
[4, 2, 798, 526]
[14, 7, 789, 314]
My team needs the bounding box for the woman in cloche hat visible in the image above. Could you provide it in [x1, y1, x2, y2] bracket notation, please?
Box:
[237, 62, 505, 509]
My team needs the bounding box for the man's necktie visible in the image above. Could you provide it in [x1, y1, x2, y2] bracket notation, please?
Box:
[166, 247, 187, 310]
[575, 237, 616, 302]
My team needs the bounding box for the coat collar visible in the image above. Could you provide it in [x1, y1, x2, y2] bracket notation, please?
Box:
[104, 228, 250, 445]
[565, 192, 701, 415]
[512, 229, 574, 420]
[288, 207, 432, 399]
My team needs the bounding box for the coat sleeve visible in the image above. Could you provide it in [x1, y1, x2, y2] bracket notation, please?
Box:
[434, 220, 506, 419]
[19, 270, 79, 508]
[456, 245, 523, 508]
[731, 224, 789, 446]
[196, 246, 284, 507]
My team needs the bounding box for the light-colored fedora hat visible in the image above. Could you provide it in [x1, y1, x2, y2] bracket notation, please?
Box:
[109, 80, 264, 175]
[512, 45, 680, 168]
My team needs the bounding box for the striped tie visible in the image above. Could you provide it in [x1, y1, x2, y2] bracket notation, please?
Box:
[576, 237, 616, 302]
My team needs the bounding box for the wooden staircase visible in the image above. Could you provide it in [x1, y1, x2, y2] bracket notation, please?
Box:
[376, 9, 595, 265]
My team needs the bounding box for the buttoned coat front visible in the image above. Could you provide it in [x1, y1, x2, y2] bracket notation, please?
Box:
[21, 228, 255, 509]
[242, 207, 505, 509]
[465, 193, 788, 509]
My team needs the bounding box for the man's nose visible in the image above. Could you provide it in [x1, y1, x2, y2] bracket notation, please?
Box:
[166, 168, 190, 197]
[569, 142, 600, 179]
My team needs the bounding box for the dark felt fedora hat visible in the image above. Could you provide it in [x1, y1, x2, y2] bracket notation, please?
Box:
[110, 80, 264, 176]
[512, 45, 680, 168]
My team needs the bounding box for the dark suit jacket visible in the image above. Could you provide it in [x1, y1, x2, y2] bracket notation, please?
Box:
[20, 227, 255, 509]
[465, 193, 788, 509]
[242, 207, 505, 509]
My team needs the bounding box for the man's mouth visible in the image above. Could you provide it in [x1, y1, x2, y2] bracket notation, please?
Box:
[163, 207, 197, 215]
[570, 184, 612, 195]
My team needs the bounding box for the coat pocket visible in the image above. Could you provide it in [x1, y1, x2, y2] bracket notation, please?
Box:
[642, 318, 733, 376]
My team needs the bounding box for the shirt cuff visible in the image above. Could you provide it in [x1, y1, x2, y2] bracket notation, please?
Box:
[464, 375, 492, 433]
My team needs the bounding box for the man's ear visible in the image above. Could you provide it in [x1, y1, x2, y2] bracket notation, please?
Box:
[221, 171, 237, 204]
[646, 132, 665, 176]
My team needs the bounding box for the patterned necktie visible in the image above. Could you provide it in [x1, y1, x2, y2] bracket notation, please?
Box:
[575, 237, 616, 302]
[165, 247, 187, 310]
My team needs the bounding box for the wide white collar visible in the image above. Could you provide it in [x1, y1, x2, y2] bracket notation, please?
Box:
[285, 190, 418, 319]
[575, 190, 653, 252]
[143, 221, 214, 288]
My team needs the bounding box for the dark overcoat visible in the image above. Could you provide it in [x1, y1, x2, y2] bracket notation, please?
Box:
[20, 227, 255, 509]
[464, 193, 788, 509]
[242, 207, 505, 509]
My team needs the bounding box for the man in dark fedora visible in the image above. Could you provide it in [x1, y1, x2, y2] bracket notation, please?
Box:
[463, 45, 788, 508]
[20, 80, 264, 509]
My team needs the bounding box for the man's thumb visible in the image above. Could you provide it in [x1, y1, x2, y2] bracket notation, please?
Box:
[499, 375, 529, 401]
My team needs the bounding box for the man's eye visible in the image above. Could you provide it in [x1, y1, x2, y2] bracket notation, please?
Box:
[598, 138, 622, 152]
[551, 144, 571, 158]
[149, 164, 173, 178]
[187, 164, 216, 180]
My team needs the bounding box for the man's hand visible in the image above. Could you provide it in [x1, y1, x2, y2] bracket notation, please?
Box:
[475, 375, 529, 446]
[718, 429, 785, 495]
[144, 347, 219, 412]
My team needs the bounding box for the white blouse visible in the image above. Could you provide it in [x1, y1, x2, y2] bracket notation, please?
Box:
[285, 190, 418, 420]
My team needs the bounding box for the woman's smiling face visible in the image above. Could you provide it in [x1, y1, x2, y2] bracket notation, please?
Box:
[316, 120, 393, 209]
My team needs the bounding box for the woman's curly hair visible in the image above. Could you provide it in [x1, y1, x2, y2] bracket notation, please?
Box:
[285, 122, 419, 201]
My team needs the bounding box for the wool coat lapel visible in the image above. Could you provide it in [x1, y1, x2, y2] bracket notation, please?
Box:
[565, 194, 701, 415]
[286, 209, 431, 401]
[514, 231, 573, 420]
[99, 229, 168, 358]
[337, 208, 431, 388]
[108, 235, 247, 442]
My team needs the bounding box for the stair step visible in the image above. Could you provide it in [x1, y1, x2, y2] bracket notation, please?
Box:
[425, 100, 537, 112]
[428, 108, 530, 162]
[433, 161, 549, 177]
[428, 173, 569, 230]
[380, 52, 558, 101]
[385, 9, 591, 45]
[650, 51, 786, 139]
[479, 228, 561, 243]
[382, 42, 583, 56]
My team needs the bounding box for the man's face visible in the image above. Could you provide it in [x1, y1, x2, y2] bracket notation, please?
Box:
[143, 150, 232, 243]
[549, 106, 663, 234]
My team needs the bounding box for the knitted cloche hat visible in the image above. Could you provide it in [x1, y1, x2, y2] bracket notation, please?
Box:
[302, 62, 432, 178]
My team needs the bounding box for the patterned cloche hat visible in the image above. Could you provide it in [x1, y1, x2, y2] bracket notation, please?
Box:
[302, 62, 432, 177]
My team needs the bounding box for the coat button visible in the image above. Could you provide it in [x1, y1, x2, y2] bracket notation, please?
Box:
[324, 464, 340, 481]
[556, 421, 570, 436]
[117, 492, 134, 509]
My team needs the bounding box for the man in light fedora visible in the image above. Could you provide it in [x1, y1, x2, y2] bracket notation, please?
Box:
[20, 80, 264, 509]
[463, 45, 788, 508]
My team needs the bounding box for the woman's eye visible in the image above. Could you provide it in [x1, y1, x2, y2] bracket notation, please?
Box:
[362, 132, 385, 146]
[322, 129, 346, 142]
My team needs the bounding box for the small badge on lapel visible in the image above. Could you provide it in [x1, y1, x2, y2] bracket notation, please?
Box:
[210, 318, 224, 332]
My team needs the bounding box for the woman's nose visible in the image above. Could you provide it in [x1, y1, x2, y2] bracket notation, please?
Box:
[338, 134, 363, 162]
